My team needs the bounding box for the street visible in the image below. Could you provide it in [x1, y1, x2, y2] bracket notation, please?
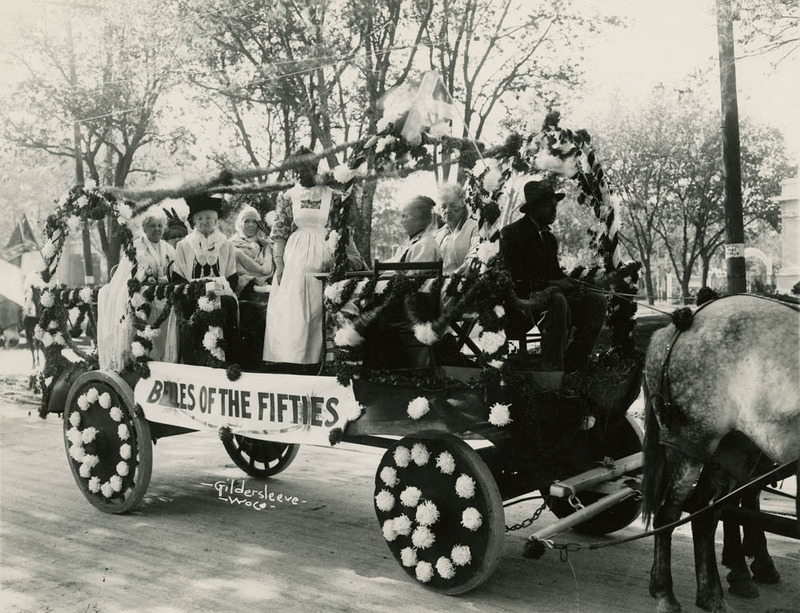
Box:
[0, 348, 797, 613]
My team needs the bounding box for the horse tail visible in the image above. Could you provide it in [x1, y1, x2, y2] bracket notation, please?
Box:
[641, 375, 667, 527]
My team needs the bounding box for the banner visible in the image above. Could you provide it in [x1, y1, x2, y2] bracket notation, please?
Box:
[134, 362, 359, 446]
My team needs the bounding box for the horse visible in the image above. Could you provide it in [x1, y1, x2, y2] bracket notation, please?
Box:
[642, 294, 799, 613]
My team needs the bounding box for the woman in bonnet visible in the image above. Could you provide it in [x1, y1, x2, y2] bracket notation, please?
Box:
[229, 205, 274, 297]
[172, 194, 240, 363]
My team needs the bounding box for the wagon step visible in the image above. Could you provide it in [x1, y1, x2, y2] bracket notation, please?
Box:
[549, 452, 643, 498]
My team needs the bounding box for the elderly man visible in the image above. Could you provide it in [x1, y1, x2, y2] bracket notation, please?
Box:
[434, 184, 480, 275]
[499, 181, 606, 373]
[392, 195, 441, 264]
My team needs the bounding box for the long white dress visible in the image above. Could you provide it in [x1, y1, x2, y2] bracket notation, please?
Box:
[263, 185, 333, 364]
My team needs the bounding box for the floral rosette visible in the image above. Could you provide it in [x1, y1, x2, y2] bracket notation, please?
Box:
[374, 436, 497, 589]
[64, 384, 139, 500]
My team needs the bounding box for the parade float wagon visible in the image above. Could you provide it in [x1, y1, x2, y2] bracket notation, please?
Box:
[36, 111, 653, 594]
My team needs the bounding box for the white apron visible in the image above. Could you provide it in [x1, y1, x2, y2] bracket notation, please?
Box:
[263, 186, 332, 364]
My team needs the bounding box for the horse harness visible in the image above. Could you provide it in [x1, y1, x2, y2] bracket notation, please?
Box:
[647, 294, 800, 483]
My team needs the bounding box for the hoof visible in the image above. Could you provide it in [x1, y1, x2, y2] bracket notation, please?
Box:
[726, 569, 759, 598]
[751, 561, 780, 584]
[695, 595, 727, 613]
[655, 596, 682, 613]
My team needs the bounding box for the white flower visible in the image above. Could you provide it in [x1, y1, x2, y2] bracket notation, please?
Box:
[41, 241, 56, 260]
[81, 427, 98, 444]
[116, 461, 129, 477]
[130, 292, 147, 309]
[77, 395, 89, 411]
[451, 545, 472, 566]
[436, 557, 455, 579]
[131, 341, 147, 358]
[393, 514, 412, 536]
[110, 475, 123, 492]
[83, 179, 97, 190]
[120, 443, 132, 459]
[415, 561, 434, 583]
[86, 387, 99, 403]
[455, 474, 476, 499]
[345, 402, 364, 422]
[374, 280, 389, 295]
[197, 296, 215, 312]
[436, 451, 456, 475]
[88, 476, 101, 493]
[382, 519, 398, 542]
[380, 466, 398, 487]
[118, 424, 130, 441]
[494, 305, 505, 318]
[101, 482, 114, 498]
[40, 291, 54, 308]
[461, 507, 483, 531]
[406, 397, 430, 420]
[483, 166, 503, 192]
[415, 501, 440, 526]
[79, 463, 93, 478]
[323, 282, 342, 304]
[48, 320, 59, 330]
[488, 402, 513, 427]
[333, 324, 364, 347]
[411, 443, 430, 466]
[202, 327, 222, 351]
[41, 332, 54, 347]
[477, 330, 506, 355]
[69, 412, 81, 427]
[69, 444, 86, 462]
[82, 454, 99, 469]
[333, 165, 357, 184]
[141, 326, 160, 340]
[53, 332, 65, 346]
[411, 526, 435, 549]
[79, 287, 93, 304]
[110, 406, 124, 422]
[413, 323, 439, 346]
[477, 240, 500, 264]
[34, 325, 43, 340]
[399, 486, 422, 507]
[98, 392, 112, 409]
[400, 547, 417, 567]
[375, 490, 395, 512]
[393, 446, 411, 468]
[116, 203, 133, 225]
[66, 426, 82, 445]
[375, 135, 397, 154]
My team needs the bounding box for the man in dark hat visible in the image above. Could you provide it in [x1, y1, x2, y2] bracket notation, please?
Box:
[499, 180, 606, 373]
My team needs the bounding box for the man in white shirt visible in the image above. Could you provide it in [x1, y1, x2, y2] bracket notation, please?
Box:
[434, 184, 479, 275]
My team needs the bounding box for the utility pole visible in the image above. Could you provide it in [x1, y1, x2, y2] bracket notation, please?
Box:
[715, 0, 746, 293]
[66, 14, 95, 285]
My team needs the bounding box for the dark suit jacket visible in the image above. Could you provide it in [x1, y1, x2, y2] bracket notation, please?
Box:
[499, 216, 565, 299]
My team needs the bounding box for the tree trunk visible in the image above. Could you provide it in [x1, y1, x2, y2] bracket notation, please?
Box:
[642, 256, 656, 305]
[700, 252, 711, 287]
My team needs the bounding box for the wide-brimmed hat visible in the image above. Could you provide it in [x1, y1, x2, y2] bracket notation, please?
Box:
[185, 194, 224, 219]
[520, 181, 565, 213]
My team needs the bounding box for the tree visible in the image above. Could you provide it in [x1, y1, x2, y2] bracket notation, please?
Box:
[737, 0, 800, 64]
[2, 0, 191, 277]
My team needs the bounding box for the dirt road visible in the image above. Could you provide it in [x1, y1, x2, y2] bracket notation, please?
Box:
[0, 349, 797, 613]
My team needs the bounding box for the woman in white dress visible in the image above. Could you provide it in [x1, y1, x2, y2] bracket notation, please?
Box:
[97, 209, 175, 370]
[229, 206, 274, 297]
[263, 153, 364, 365]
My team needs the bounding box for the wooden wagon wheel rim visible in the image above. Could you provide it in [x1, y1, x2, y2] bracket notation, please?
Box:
[63, 371, 152, 514]
[374, 431, 505, 595]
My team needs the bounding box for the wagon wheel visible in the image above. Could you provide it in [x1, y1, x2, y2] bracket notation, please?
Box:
[62, 371, 152, 514]
[542, 414, 643, 535]
[374, 432, 504, 595]
[221, 434, 299, 479]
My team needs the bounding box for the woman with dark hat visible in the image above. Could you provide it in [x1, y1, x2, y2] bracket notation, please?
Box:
[172, 194, 240, 364]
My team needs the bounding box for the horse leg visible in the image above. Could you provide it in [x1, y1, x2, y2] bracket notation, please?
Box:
[692, 507, 726, 612]
[721, 503, 759, 597]
[650, 453, 705, 613]
[744, 492, 781, 584]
